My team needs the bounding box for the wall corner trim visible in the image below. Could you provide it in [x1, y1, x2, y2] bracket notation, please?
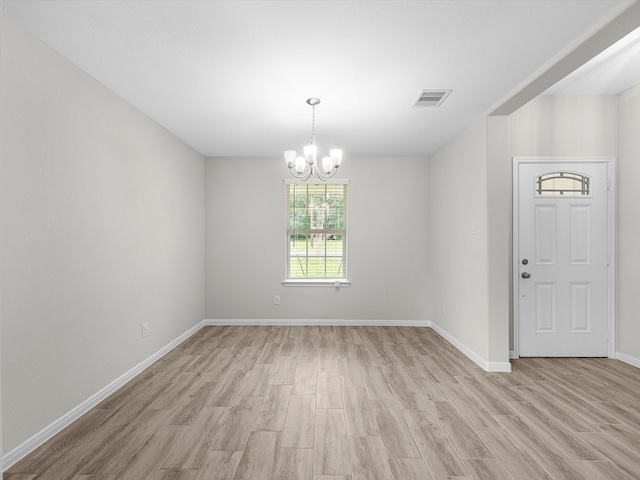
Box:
[616, 351, 640, 369]
[2, 320, 206, 472]
[430, 322, 512, 373]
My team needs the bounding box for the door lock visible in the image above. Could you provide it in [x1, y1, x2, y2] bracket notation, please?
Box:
[521, 272, 531, 279]
[522, 259, 528, 265]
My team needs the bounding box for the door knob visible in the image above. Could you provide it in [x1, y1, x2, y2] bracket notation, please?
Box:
[521, 272, 531, 279]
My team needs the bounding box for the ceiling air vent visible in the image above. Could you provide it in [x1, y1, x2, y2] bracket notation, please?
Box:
[412, 89, 452, 107]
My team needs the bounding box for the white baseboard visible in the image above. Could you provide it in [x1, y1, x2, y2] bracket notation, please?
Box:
[509, 350, 518, 359]
[2, 320, 206, 472]
[430, 322, 512, 373]
[204, 318, 431, 327]
[616, 351, 640, 369]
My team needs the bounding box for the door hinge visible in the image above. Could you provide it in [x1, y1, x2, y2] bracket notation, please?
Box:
[607, 255, 611, 266]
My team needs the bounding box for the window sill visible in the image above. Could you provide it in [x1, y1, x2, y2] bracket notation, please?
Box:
[282, 279, 351, 287]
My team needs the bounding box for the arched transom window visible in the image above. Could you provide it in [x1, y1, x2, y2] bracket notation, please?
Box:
[536, 171, 590, 196]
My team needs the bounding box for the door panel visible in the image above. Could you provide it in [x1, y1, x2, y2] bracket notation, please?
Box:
[570, 205, 591, 264]
[535, 205, 556, 264]
[535, 283, 556, 333]
[518, 161, 609, 357]
[570, 282, 590, 332]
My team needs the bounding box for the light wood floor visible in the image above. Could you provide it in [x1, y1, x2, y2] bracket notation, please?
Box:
[6, 325, 640, 480]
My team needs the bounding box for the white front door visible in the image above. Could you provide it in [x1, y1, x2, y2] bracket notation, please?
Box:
[516, 159, 612, 357]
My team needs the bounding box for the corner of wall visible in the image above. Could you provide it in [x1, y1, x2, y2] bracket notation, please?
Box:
[430, 321, 512, 372]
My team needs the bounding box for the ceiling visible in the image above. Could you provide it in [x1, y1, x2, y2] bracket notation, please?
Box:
[2, 0, 638, 157]
[544, 22, 640, 95]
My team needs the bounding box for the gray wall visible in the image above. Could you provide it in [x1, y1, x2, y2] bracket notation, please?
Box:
[205, 156, 430, 321]
[428, 118, 493, 361]
[486, 116, 511, 364]
[509, 95, 618, 157]
[0, 18, 205, 453]
[617, 84, 640, 361]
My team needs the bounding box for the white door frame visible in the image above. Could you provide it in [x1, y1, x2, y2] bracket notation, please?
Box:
[512, 156, 616, 358]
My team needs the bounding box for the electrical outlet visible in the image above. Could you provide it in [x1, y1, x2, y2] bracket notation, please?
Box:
[142, 322, 149, 338]
[273, 295, 280, 305]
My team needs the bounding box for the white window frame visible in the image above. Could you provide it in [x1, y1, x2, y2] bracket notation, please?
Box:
[283, 178, 350, 287]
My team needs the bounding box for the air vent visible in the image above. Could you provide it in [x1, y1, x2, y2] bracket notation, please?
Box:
[412, 89, 452, 107]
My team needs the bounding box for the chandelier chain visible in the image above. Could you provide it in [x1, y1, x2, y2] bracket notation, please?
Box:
[311, 104, 316, 145]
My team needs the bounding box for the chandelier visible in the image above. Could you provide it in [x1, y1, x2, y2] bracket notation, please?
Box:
[284, 98, 343, 181]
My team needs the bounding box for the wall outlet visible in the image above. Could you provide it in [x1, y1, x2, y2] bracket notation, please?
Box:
[273, 295, 280, 305]
[142, 322, 149, 338]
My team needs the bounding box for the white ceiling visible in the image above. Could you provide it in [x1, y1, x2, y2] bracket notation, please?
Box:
[2, 0, 637, 157]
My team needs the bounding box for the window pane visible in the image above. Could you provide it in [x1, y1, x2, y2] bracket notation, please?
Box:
[289, 234, 308, 257]
[289, 255, 307, 278]
[289, 255, 345, 278]
[536, 172, 590, 196]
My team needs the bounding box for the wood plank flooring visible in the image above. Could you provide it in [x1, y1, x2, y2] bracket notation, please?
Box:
[5, 325, 640, 480]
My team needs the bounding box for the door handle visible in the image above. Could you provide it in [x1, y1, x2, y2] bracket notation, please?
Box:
[521, 272, 531, 279]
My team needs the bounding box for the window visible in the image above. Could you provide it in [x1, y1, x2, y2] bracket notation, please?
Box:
[536, 171, 590, 196]
[285, 181, 348, 285]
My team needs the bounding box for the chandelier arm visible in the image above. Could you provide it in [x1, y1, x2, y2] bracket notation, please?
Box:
[289, 164, 313, 181]
[314, 166, 338, 182]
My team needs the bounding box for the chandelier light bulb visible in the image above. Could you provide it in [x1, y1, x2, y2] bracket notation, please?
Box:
[322, 157, 333, 174]
[330, 149, 343, 167]
[284, 150, 297, 168]
[304, 144, 317, 165]
[295, 156, 306, 174]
